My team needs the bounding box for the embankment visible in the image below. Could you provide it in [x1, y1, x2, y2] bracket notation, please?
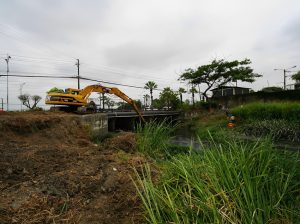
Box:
[0, 112, 145, 224]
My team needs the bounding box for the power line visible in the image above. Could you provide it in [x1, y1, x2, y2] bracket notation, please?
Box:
[0, 73, 163, 91]
[2, 52, 172, 83]
[0, 23, 76, 61]
[0, 74, 76, 79]
[83, 62, 173, 83]
[80, 77, 163, 91]
[5, 54, 74, 63]
[0, 70, 75, 77]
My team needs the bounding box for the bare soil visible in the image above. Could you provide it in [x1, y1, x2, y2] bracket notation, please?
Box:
[0, 112, 147, 224]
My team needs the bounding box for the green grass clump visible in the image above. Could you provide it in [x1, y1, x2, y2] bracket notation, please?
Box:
[134, 139, 300, 223]
[232, 102, 300, 122]
[135, 120, 176, 158]
[240, 119, 300, 142]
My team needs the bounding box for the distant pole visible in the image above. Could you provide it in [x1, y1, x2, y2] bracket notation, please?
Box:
[75, 59, 80, 89]
[5, 55, 11, 111]
[197, 84, 201, 101]
[1, 98, 3, 110]
[19, 82, 26, 111]
[274, 66, 296, 90]
[102, 93, 105, 110]
[283, 69, 286, 90]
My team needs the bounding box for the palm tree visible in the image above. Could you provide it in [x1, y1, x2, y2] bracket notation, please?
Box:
[144, 81, 157, 109]
[178, 87, 186, 104]
[189, 85, 198, 106]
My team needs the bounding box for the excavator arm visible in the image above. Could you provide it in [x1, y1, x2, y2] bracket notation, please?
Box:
[79, 85, 145, 122]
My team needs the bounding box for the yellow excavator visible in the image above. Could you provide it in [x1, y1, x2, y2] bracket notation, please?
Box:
[45, 84, 145, 121]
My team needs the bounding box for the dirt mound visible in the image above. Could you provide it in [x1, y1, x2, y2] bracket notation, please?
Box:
[104, 132, 137, 153]
[0, 112, 146, 223]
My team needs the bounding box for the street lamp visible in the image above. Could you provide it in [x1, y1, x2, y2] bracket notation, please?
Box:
[19, 82, 26, 111]
[274, 65, 296, 90]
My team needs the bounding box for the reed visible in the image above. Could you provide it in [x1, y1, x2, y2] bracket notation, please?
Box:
[134, 138, 300, 223]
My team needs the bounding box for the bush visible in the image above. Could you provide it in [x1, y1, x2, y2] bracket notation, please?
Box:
[194, 101, 218, 110]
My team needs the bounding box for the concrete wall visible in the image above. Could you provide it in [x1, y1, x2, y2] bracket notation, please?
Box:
[80, 113, 108, 138]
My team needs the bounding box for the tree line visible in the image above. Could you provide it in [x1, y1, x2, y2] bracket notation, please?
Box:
[18, 58, 300, 111]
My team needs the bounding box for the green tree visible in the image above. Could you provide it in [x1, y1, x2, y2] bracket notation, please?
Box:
[189, 86, 198, 106]
[178, 87, 186, 104]
[18, 94, 42, 110]
[159, 87, 180, 110]
[105, 97, 115, 110]
[291, 71, 300, 82]
[144, 81, 157, 109]
[179, 59, 261, 100]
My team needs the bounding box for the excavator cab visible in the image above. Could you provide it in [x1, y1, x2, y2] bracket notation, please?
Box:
[65, 88, 80, 95]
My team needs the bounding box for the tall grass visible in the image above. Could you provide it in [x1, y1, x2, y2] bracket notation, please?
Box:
[232, 102, 300, 122]
[133, 139, 300, 223]
[135, 119, 176, 158]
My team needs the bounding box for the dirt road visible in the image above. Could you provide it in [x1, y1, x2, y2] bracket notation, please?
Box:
[0, 112, 146, 223]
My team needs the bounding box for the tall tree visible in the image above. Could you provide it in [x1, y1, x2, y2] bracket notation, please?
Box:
[178, 87, 186, 104]
[144, 81, 157, 109]
[189, 85, 198, 106]
[159, 87, 180, 110]
[291, 71, 300, 82]
[179, 59, 261, 100]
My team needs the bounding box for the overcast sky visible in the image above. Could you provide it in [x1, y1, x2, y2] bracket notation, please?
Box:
[0, 0, 299, 110]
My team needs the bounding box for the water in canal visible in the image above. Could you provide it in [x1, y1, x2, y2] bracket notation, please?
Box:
[171, 122, 202, 150]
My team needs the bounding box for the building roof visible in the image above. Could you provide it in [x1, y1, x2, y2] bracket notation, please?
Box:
[210, 86, 251, 91]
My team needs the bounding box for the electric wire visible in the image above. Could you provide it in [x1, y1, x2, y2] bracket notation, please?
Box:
[0, 74, 163, 91]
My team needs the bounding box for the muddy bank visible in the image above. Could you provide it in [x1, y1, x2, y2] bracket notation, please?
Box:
[0, 112, 146, 224]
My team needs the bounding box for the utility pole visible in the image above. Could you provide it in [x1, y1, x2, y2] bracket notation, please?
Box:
[75, 59, 80, 89]
[102, 92, 105, 110]
[274, 66, 296, 90]
[1, 98, 3, 111]
[19, 82, 26, 111]
[5, 55, 11, 111]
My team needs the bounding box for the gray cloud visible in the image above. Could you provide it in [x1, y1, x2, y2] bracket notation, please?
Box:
[0, 0, 300, 110]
